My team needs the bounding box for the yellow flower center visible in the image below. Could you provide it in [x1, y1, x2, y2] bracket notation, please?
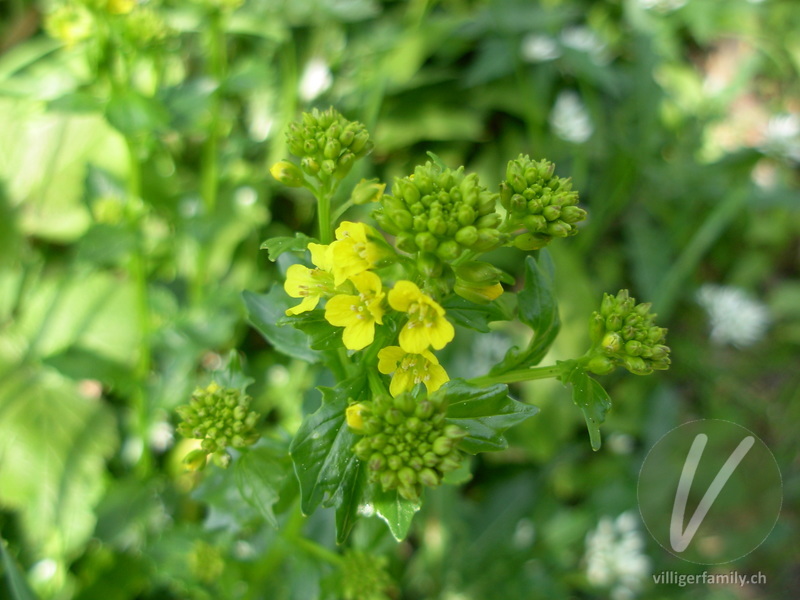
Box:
[400, 354, 433, 385]
[406, 301, 438, 330]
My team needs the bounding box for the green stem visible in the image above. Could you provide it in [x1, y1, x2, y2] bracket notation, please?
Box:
[317, 187, 333, 244]
[331, 198, 355, 222]
[126, 137, 152, 475]
[292, 537, 344, 567]
[468, 364, 562, 387]
[201, 9, 225, 214]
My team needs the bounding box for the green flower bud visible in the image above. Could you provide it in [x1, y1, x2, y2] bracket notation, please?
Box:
[587, 289, 671, 377]
[513, 232, 550, 251]
[352, 178, 386, 205]
[270, 161, 305, 187]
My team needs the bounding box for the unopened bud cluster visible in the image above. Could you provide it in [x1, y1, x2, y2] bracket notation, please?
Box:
[176, 382, 260, 469]
[374, 162, 504, 261]
[340, 551, 394, 600]
[284, 107, 372, 183]
[586, 290, 670, 375]
[500, 155, 586, 250]
[350, 393, 465, 501]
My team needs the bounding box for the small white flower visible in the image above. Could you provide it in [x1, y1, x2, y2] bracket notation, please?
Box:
[696, 284, 770, 347]
[520, 34, 561, 63]
[150, 420, 174, 452]
[761, 113, 800, 162]
[298, 58, 333, 102]
[638, 0, 688, 12]
[585, 512, 650, 600]
[550, 90, 593, 144]
[560, 26, 609, 65]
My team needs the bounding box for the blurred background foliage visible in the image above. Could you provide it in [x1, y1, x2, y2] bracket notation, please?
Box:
[0, 0, 798, 598]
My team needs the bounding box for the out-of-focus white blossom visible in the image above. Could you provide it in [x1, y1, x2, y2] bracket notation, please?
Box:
[299, 58, 333, 102]
[560, 26, 609, 65]
[520, 34, 561, 62]
[150, 420, 174, 452]
[638, 0, 688, 12]
[585, 512, 650, 600]
[550, 90, 593, 144]
[760, 113, 800, 163]
[697, 284, 770, 347]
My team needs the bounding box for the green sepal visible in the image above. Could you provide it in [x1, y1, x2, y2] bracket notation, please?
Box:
[260, 233, 317, 261]
[279, 310, 343, 351]
[242, 286, 320, 363]
[442, 380, 539, 454]
[490, 251, 560, 374]
[559, 360, 612, 451]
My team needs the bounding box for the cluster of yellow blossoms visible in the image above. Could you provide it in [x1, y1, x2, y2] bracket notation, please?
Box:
[284, 221, 453, 396]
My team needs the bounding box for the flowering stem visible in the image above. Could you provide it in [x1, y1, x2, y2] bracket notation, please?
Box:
[467, 364, 562, 387]
[318, 187, 333, 244]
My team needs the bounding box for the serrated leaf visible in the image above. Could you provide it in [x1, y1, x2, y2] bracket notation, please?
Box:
[442, 295, 513, 333]
[242, 287, 320, 363]
[373, 487, 421, 542]
[260, 233, 316, 262]
[234, 442, 290, 529]
[443, 380, 539, 453]
[289, 378, 368, 516]
[279, 310, 343, 351]
[491, 251, 560, 374]
[1, 535, 38, 600]
[560, 361, 612, 451]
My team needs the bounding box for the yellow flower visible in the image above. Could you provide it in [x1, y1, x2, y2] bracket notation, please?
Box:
[325, 271, 386, 350]
[330, 221, 385, 286]
[345, 403, 367, 431]
[284, 243, 335, 316]
[388, 281, 455, 353]
[377, 346, 449, 397]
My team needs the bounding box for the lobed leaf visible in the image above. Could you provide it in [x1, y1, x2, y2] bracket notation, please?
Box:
[372, 487, 421, 542]
[560, 360, 612, 451]
[491, 251, 560, 374]
[242, 287, 320, 363]
[260, 233, 316, 262]
[444, 380, 539, 454]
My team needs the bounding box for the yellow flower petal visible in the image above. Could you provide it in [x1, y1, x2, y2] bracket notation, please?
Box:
[377, 346, 406, 374]
[285, 294, 319, 316]
[341, 317, 375, 351]
[308, 243, 333, 271]
[350, 270, 382, 295]
[335, 221, 368, 244]
[398, 322, 430, 354]
[389, 370, 412, 397]
[426, 317, 455, 350]
[388, 280, 422, 312]
[425, 362, 449, 393]
[324, 294, 361, 327]
[284, 264, 316, 297]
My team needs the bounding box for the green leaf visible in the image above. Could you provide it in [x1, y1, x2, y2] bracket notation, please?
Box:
[560, 361, 612, 451]
[0, 369, 118, 561]
[334, 461, 368, 545]
[260, 233, 316, 262]
[105, 90, 169, 138]
[289, 378, 368, 516]
[234, 442, 290, 529]
[279, 310, 343, 351]
[443, 380, 539, 454]
[491, 251, 560, 374]
[373, 487, 421, 542]
[242, 287, 320, 363]
[442, 295, 513, 333]
[1, 536, 38, 600]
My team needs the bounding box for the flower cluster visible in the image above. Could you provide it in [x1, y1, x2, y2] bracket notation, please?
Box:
[500, 154, 587, 250]
[348, 393, 466, 501]
[176, 382, 260, 469]
[284, 222, 455, 392]
[373, 162, 504, 261]
[281, 107, 372, 184]
[340, 551, 394, 600]
[586, 290, 671, 375]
